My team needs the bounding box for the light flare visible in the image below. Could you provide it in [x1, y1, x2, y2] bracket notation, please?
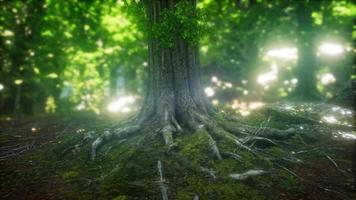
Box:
[107, 95, 137, 113]
[204, 87, 215, 97]
[320, 73, 336, 85]
[266, 48, 297, 60]
[257, 64, 278, 85]
[322, 115, 338, 124]
[318, 42, 344, 56]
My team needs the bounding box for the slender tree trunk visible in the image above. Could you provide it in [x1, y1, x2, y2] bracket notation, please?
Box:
[138, 0, 212, 130]
[293, 1, 320, 100]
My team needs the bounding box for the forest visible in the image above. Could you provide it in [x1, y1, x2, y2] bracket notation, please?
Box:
[0, 0, 355, 199]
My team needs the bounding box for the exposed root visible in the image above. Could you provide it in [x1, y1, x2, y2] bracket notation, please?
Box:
[157, 160, 169, 200]
[86, 105, 349, 200]
[222, 151, 243, 161]
[229, 169, 268, 180]
[324, 153, 345, 173]
[91, 125, 141, 160]
[206, 132, 222, 160]
[200, 166, 217, 179]
[160, 125, 174, 146]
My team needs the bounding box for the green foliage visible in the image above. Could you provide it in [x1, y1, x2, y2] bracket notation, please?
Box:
[0, 0, 354, 115]
[152, 1, 206, 47]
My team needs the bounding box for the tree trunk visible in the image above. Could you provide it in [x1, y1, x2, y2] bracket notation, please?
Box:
[293, 1, 320, 100]
[138, 0, 212, 131]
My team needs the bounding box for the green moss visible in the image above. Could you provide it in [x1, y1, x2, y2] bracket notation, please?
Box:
[180, 130, 210, 159]
[62, 170, 79, 179]
[279, 173, 305, 195]
[112, 196, 127, 200]
[176, 176, 264, 200]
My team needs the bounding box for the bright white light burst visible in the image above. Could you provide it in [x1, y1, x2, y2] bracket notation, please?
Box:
[320, 73, 336, 85]
[322, 115, 338, 124]
[0, 83, 4, 91]
[291, 78, 298, 84]
[257, 64, 278, 85]
[266, 48, 297, 60]
[107, 95, 136, 113]
[318, 42, 344, 56]
[211, 76, 218, 83]
[204, 87, 215, 97]
[339, 132, 356, 140]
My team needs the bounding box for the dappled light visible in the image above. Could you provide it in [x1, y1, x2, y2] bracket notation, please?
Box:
[320, 73, 336, 85]
[318, 42, 344, 56]
[335, 131, 356, 140]
[230, 100, 265, 116]
[257, 64, 278, 86]
[266, 47, 298, 60]
[107, 95, 138, 113]
[204, 87, 215, 97]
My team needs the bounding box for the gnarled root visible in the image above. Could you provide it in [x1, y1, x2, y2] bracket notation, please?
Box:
[91, 125, 141, 160]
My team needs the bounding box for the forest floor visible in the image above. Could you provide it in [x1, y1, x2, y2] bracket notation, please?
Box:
[0, 102, 355, 200]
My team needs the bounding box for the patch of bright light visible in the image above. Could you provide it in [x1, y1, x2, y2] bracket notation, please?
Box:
[320, 73, 336, 85]
[225, 82, 233, 88]
[212, 99, 219, 106]
[266, 48, 297, 60]
[242, 80, 248, 85]
[31, 127, 37, 132]
[243, 90, 248, 95]
[257, 64, 278, 85]
[249, 102, 264, 110]
[230, 100, 264, 111]
[231, 100, 247, 110]
[107, 95, 137, 113]
[77, 102, 85, 110]
[204, 87, 215, 97]
[121, 107, 131, 113]
[240, 110, 250, 116]
[322, 115, 338, 124]
[318, 42, 344, 56]
[337, 131, 356, 140]
[14, 79, 23, 85]
[211, 76, 218, 83]
[2, 30, 14, 37]
[291, 78, 298, 84]
[284, 105, 294, 110]
[0, 83, 4, 91]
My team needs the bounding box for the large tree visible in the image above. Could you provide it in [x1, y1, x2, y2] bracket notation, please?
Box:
[91, 0, 218, 157]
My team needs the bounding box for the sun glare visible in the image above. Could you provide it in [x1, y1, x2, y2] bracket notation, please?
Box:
[320, 73, 336, 85]
[266, 48, 297, 60]
[204, 87, 215, 97]
[107, 95, 137, 113]
[257, 64, 278, 85]
[318, 42, 344, 56]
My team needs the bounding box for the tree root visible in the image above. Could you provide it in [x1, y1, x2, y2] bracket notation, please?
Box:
[91, 124, 141, 160]
[83, 107, 354, 200]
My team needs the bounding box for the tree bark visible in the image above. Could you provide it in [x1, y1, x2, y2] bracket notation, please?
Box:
[138, 0, 212, 130]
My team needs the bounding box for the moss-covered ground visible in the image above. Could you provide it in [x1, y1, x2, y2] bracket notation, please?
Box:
[0, 103, 355, 200]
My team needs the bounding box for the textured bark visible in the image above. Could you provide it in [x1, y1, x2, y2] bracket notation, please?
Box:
[138, 0, 212, 130]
